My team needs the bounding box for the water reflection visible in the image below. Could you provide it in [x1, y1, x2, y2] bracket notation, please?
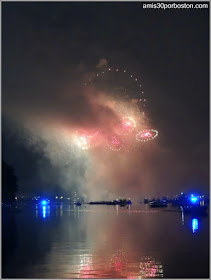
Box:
[60, 204, 63, 217]
[181, 210, 184, 225]
[139, 256, 163, 278]
[110, 250, 127, 272]
[35, 209, 38, 218]
[42, 206, 46, 218]
[79, 254, 93, 279]
[76, 251, 163, 279]
[2, 211, 17, 277]
[3, 204, 209, 278]
[126, 256, 163, 279]
[192, 218, 199, 234]
[181, 210, 201, 234]
[34, 204, 52, 219]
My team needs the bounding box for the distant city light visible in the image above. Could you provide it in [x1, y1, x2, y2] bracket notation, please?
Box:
[41, 200, 48, 206]
[190, 195, 198, 203]
[181, 211, 184, 225]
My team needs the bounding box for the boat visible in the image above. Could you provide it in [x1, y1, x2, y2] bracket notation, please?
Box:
[149, 200, 167, 208]
[74, 202, 81, 206]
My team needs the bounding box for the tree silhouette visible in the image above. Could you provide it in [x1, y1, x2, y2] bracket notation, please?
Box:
[2, 160, 18, 203]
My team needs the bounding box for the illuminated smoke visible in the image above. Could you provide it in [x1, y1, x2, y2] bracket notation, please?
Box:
[107, 135, 124, 151]
[115, 117, 136, 136]
[3, 60, 161, 200]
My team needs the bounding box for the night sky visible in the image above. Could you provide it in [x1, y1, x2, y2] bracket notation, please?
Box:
[2, 2, 209, 198]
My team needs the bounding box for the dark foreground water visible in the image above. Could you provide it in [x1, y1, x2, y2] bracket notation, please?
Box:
[2, 204, 209, 278]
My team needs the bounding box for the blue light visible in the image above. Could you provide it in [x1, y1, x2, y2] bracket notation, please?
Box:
[42, 206, 46, 218]
[192, 218, 199, 233]
[190, 195, 198, 203]
[41, 200, 47, 205]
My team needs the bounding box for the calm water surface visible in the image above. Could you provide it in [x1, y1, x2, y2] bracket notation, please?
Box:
[2, 204, 209, 278]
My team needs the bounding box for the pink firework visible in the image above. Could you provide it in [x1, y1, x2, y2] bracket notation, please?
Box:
[107, 135, 124, 151]
[112, 136, 120, 144]
[136, 129, 158, 142]
[141, 131, 152, 138]
[116, 117, 136, 135]
[79, 65, 159, 151]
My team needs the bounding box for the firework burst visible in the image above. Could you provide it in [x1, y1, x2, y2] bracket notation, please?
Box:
[75, 65, 158, 151]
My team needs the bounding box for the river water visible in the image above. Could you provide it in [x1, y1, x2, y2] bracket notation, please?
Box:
[2, 204, 209, 278]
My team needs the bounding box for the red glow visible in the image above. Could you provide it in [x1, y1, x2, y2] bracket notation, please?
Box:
[110, 250, 127, 272]
[79, 254, 93, 278]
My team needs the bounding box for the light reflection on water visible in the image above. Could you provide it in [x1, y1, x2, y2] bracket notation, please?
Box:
[3, 204, 209, 278]
[192, 218, 199, 234]
[180, 210, 200, 234]
[42, 206, 46, 218]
